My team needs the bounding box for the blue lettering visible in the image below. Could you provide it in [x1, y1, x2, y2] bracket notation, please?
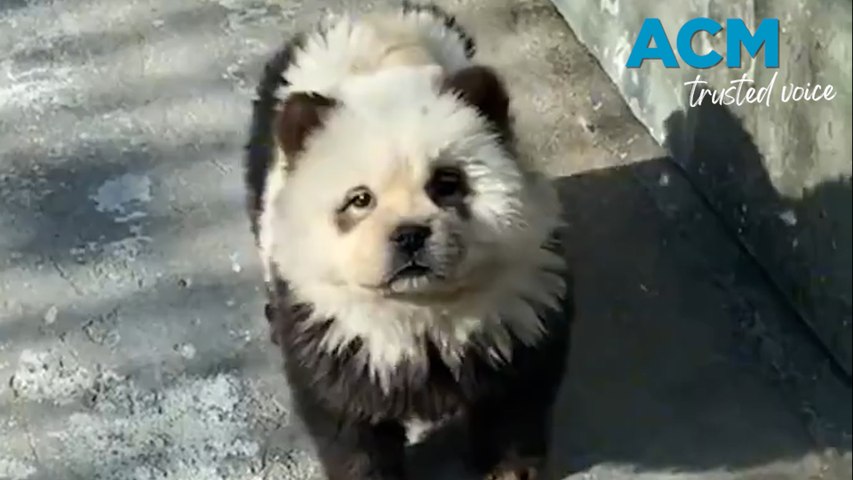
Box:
[626, 17, 781, 69]
[626, 18, 679, 68]
[676, 17, 723, 69]
[727, 18, 780, 68]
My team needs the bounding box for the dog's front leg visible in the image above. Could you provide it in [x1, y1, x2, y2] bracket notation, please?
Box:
[309, 415, 408, 480]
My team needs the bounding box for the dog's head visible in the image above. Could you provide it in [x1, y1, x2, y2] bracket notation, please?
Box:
[267, 64, 560, 308]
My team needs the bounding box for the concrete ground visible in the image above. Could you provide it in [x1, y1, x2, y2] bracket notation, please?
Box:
[0, 1, 850, 479]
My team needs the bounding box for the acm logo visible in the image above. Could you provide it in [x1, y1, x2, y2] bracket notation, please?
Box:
[626, 18, 780, 69]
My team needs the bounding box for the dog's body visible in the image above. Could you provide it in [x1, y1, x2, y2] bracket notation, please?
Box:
[243, 4, 573, 479]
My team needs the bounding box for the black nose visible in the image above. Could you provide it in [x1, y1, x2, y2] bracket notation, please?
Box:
[390, 224, 431, 255]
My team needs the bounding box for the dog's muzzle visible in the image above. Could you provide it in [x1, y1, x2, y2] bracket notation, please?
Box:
[387, 223, 434, 283]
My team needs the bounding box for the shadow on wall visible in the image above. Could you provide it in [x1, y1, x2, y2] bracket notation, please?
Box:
[547, 103, 851, 478]
[665, 99, 853, 378]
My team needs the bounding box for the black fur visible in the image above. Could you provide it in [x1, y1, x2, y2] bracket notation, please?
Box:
[276, 92, 339, 163]
[244, 32, 305, 241]
[401, 1, 477, 58]
[442, 65, 516, 150]
[244, 5, 573, 479]
[266, 271, 573, 480]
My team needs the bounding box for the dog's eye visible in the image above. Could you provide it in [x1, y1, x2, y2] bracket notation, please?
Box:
[345, 188, 374, 211]
[428, 167, 465, 199]
[351, 192, 372, 208]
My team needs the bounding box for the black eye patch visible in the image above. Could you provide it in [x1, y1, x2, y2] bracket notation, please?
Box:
[425, 166, 470, 217]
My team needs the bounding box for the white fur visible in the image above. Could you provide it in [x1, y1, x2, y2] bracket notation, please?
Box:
[259, 8, 473, 284]
[258, 9, 567, 390]
[277, 9, 473, 101]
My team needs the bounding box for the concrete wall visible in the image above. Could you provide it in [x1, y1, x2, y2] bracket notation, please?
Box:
[551, 0, 852, 376]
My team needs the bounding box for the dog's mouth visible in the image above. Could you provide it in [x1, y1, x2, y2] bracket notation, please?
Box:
[389, 262, 433, 282]
[378, 260, 442, 294]
[381, 262, 480, 302]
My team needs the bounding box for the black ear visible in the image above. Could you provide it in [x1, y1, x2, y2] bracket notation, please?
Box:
[442, 65, 511, 134]
[276, 92, 338, 164]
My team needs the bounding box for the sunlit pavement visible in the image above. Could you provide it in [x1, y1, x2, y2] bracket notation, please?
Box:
[0, 1, 849, 479]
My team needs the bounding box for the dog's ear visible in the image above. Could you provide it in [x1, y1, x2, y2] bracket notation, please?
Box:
[442, 65, 510, 133]
[276, 92, 338, 166]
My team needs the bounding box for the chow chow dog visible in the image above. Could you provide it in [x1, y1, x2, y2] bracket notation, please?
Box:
[243, 3, 573, 479]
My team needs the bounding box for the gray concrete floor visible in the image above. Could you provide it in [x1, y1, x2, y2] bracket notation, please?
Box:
[0, 1, 850, 479]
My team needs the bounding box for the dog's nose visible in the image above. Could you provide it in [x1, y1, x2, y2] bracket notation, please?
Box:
[390, 224, 431, 254]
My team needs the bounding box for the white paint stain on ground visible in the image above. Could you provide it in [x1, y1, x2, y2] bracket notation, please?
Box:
[0, 61, 76, 111]
[230, 253, 243, 273]
[90, 173, 152, 222]
[43, 305, 58, 325]
[176, 343, 197, 360]
[102, 236, 151, 262]
[53, 371, 317, 480]
[9, 348, 94, 405]
[0, 457, 36, 480]
[88, 175, 154, 265]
